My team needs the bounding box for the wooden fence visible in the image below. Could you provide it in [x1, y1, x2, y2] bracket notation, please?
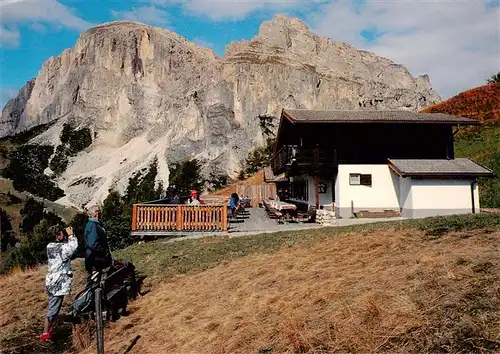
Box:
[237, 184, 277, 207]
[132, 204, 228, 232]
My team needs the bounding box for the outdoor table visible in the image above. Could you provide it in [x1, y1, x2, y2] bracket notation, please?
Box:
[269, 201, 297, 219]
[274, 202, 297, 211]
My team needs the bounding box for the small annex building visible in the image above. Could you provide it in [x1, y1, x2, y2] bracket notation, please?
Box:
[271, 109, 494, 219]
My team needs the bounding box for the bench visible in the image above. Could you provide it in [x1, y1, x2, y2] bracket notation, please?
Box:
[297, 205, 317, 223]
[263, 200, 285, 223]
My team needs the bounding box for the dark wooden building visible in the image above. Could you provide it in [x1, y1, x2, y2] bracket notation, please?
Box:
[271, 109, 493, 218]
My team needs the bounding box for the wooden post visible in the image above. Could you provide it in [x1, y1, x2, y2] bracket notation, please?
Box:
[314, 175, 320, 209]
[314, 147, 320, 209]
[222, 205, 228, 231]
[95, 288, 104, 354]
[131, 205, 138, 231]
[176, 205, 183, 231]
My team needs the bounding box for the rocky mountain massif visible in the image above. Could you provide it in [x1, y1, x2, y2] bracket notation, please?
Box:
[0, 15, 441, 208]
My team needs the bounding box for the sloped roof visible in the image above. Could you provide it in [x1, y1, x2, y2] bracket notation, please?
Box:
[264, 167, 288, 182]
[282, 109, 479, 125]
[388, 158, 494, 177]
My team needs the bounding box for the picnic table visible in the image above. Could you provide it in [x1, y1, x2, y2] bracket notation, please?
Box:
[263, 199, 297, 223]
[269, 200, 297, 211]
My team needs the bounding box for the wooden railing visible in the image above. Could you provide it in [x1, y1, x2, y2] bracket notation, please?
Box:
[271, 145, 295, 174]
[271, 146, 337, 174]
[132, 204, 228, 232]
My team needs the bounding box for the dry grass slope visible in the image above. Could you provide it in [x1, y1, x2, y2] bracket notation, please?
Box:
[0, 262, 87, 354]
[208, 169, 266, 198]
[91, 227, 500, 354]
[1, 215, 499, 354]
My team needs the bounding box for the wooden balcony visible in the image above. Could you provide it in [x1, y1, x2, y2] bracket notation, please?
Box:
[271, 146, 294, 174]
[132, 204, 228, 233]
[271, 146, 337, 175]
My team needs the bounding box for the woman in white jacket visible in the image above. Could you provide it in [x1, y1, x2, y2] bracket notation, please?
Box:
[40, 225, 78, 343]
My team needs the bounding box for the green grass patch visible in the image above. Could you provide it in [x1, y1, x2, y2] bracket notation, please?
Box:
[455, 124, 500, 207]
[115, 213, 500, 282]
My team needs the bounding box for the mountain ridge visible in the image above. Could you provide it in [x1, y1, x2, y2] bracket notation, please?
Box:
[0, 15, 441, 208]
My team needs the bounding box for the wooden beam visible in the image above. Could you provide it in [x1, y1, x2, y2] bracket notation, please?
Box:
[222, 205, 228, 231]
[176, 205, 183, 231]
[131, 204, 138, 231]
[388, 162, 404, 177]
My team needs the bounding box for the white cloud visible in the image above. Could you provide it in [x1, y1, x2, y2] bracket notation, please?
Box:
[30, 22, 47, 33]
[310, 0, 500, 98]
[0, 26, 20, 47]
[151, 0, 327, 20]
[0, 0, 91, 47]
[111, 5, 169, 26]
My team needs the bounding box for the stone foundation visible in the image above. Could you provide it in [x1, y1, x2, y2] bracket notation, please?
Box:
[316, 209, 336, 226]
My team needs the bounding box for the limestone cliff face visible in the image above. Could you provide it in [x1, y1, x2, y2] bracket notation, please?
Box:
[0, 15, 440, 208]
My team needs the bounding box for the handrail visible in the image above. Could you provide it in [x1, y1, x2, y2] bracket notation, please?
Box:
[271, 146, 336, 173]
[271, 146, 294, 173]
[132, 204, 228, 232]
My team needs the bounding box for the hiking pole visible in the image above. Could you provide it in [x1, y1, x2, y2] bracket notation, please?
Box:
[95, 288, 104, 354]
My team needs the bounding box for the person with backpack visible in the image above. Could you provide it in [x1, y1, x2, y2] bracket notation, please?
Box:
[40, 225, 78, 344]
[84, 206, 112, 284]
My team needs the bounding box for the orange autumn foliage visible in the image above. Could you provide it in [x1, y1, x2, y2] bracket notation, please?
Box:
[421, 83, 500, 123]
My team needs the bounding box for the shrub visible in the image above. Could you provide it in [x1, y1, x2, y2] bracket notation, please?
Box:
[258, 114, 277, 137]
[102, 190, 124, 221]
[49, 145, 70, 176]
[49, 125, 93, 176]
[60, 123, 73, 144]
[0, 219, 63, 274]
[101, 190, 134, 251]
[207, 173, 229, 192]
[124, 159, 162, 210]
[0, 208, 14, 252]
[27, 220, 56, 264]
[239, 137, 275, 179]
[487, 71, 500, 84]
[104, 215, 132, 251]
[69, 127, 92, 153]
[3, 144, 64, 200]
[168, 159, 203, 196]
[19, 198, 63, 234]
[19, 198, 45, 234]
[70, 212, 88, 258]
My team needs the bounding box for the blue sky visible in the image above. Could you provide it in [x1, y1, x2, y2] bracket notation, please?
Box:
[1, 0, 499, 108]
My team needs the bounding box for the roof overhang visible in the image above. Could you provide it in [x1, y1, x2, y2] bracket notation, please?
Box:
[388, 159, 495, 178]
[282, 109, 481, 125]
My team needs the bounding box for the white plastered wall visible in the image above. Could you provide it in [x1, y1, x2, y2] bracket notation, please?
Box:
[335, 164, 400, 218]
[401, 178, 480, 218]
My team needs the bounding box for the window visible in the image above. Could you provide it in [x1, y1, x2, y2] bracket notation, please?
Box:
[360, 174, 372, 186]
[350, 173, 372, 186]
[291, 179, 309, 201]
[349, 174, 360, 185]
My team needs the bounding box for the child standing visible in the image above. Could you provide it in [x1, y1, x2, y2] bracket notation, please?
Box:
[40, 226, 78, 344]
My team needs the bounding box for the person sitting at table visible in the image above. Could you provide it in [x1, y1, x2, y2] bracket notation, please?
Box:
[188, 190, 200, 205]
[229, 192, 239, 218]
